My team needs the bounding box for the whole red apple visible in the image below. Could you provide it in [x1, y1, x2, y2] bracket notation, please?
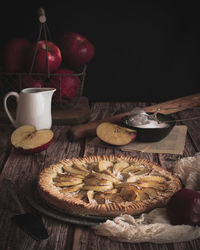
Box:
[57, 32, 95, 68]
[48, 69, 81, 103]
[14, 75, 44, 91]
[4, 37, 32, 72]
[167, 188, 200, 226]
[28, 40, 62, 73]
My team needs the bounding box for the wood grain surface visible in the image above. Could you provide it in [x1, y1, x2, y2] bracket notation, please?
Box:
[0, 101, 200, 250]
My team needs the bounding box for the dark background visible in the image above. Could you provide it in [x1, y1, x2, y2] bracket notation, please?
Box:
[0, 1, 199, 102]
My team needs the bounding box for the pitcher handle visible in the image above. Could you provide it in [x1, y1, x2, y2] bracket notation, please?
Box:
[3, 92, 19, 128]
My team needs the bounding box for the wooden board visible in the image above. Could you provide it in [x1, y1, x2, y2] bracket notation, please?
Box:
[52, 96, 91, 125]
[144, 92, 200, 114]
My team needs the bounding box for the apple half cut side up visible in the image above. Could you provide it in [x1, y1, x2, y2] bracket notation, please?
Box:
[96, 122, 136, 146]
[11, 125, 54, 153]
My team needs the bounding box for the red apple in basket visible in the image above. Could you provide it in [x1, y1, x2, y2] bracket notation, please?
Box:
[11, 125, 54, 153]
[48, 69, 81, 103]
[57, 32, 95, 68]
[28, 40, 62, 73]
[4, 37, 32, 72]
[14, 75, 44, 91]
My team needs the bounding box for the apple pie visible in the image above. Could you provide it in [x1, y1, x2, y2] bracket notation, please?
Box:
[38, 155, 181, 217]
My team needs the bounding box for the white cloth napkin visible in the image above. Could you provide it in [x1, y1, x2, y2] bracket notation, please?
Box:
[93, 153, 200, 243]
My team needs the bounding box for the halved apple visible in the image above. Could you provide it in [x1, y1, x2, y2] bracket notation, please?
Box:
[11, 125, 54, 153]
[96, 122, 136, 146]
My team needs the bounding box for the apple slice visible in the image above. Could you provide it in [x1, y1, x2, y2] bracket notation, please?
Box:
[96, 122, 136, 146]
[11, 125, 54, 153]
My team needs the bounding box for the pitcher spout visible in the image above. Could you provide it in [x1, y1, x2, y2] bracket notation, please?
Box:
[21, 87, 56, 94]
[40, 88, 56, 103]
[41, 88, 56, 95]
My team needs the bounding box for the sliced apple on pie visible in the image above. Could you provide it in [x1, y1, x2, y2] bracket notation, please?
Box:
[38, 155, 182, 217]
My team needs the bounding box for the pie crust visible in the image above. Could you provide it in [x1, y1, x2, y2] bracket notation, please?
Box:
[38, 155, 182, 217]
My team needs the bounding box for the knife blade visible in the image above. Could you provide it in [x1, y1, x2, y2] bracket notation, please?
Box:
[3, 178, 49, 240]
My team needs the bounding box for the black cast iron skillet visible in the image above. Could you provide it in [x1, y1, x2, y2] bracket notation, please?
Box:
[120, 113, 176, 142]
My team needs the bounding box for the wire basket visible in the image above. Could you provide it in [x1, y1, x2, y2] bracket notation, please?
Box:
[0, 65, 87, 109]
[0, 8, 87, 109]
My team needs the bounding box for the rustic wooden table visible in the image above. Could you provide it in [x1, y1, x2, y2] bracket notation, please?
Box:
[0, 101, 200, 250]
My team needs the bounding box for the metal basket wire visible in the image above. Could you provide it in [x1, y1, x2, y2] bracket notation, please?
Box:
[0, 65, 87, 109]
[0, 8, 87, 109]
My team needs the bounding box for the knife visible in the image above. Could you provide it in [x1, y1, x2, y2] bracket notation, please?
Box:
[3, 178, 49, 240]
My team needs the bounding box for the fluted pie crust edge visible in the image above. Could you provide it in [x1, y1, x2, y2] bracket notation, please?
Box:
[37, 155, 181, 217]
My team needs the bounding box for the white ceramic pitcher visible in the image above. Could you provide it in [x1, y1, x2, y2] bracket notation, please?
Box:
[3, 88, 56, 130]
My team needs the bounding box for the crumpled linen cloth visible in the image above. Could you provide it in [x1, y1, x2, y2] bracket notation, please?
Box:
[93, 153, 200, 243]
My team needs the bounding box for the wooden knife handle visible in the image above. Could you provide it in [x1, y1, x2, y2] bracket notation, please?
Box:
[67, 112, 130, 141]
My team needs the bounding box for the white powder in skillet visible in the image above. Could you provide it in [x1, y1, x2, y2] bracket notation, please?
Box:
[128, 108, 170, 128]
[136, 120, 169, 128]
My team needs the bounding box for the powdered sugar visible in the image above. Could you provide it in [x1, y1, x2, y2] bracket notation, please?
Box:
[128, 108, 169, 128]
[135, 120, 169, 128]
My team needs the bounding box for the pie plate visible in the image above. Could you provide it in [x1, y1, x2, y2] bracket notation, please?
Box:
[25, 181, 109, 226]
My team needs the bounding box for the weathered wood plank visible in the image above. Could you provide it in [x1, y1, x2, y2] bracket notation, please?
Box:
[1, 102, 200, 250]
[0, 124, 13, 174]
[176, 108, 200, 151]
[0, 125, 83, 250]
[158, 110, 198, 172]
